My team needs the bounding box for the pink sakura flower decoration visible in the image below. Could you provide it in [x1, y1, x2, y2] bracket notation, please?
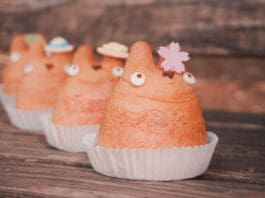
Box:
[157, 42, 190, 74]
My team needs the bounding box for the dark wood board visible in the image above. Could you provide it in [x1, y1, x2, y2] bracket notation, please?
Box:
[0, 158, 264, 198]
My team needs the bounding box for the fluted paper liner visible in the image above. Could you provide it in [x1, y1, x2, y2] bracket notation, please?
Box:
[84, 132, 218, 181]
[42, 112, 100, 152]
[0, 84, 15, 110]
[5, 102, 51, 132]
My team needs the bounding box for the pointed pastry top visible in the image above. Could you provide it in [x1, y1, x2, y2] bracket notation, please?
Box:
[125, 41, 155, 69]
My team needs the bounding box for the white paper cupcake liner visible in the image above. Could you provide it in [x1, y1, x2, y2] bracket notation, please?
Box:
[5, 102, 52, 132]
[42, 112, 100, 152]
[0, 83, 15, 110]
[84, 132, 218, 181]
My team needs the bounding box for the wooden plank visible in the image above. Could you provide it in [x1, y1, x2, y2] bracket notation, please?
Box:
[0, 0, 70, 12]
[0, 0, 264, 55]
[204, 110, 265, 126]
[0, 117, 264, 184]
[0, 158, 264, 198]
[0, 131, 89, 167]
[204, 126, 265, 184]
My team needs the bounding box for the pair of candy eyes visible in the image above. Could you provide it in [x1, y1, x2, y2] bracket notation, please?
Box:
[130, 72, 196, 86]
[64, 64, 124, 77]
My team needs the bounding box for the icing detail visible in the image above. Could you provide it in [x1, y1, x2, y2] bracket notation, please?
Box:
[102, 42, 128, 53]
[96, 42, 129, 59]
[45, 63, 54, 70]
[183, 72, 196, 85]
[49, 39, 69, 47]
[130, 72, 146, 86]
[10, 52, 20, 62]
[24, 34, 46, 46]
[163, 71, 174, 79]
[157, 42, 189, 74]
[24, 64, 34, 74]
[92, 64, 102, 71]
[45, 37, 73, 53]
[67, 64, 79, 76]
[112, 66, 124, 77]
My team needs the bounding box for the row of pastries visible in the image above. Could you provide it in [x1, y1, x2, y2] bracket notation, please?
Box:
[0, 33, 218, 181]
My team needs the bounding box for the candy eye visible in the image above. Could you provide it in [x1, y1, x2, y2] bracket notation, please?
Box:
[64, 64, 71, 73]
[24, 64, 34, 74]
[130, 72, 146, 86]
[112, 66, 124, 77]
[67, 64, 79, 76]
[183, 72, 196, 85]
[10, 52, 20, 62]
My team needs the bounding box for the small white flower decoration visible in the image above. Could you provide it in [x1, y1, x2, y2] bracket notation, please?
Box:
[157, 42, 190, 74]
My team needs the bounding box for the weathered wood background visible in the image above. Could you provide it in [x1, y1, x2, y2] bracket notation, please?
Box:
[0, 1, 265, 196]
[0, 0, 265, 55]
[0, 0, 264, 113]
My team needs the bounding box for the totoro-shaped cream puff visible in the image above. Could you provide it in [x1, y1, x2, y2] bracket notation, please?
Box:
[16, 43, 70, 110]
[3, 34, 46, 94]
[52, 45, 125, 125]
[97, 41, 206, 148]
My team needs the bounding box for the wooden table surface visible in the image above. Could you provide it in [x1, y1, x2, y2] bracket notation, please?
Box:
[0, 104, 264, 197]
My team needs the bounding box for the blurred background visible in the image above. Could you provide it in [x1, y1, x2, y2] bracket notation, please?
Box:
[0, 0, 264, 113]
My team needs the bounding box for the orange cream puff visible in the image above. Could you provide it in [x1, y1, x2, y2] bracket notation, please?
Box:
[2, 34, 46, 94]
[16, 42, 72, 110]
[52, 45, 125, 125]
[97, 41, 207, 148]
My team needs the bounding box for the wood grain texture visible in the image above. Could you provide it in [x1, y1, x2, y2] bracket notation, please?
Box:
[0, 102, 265, 197]
[1, 158, 264, 198]
[0, 0, 264, 55]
